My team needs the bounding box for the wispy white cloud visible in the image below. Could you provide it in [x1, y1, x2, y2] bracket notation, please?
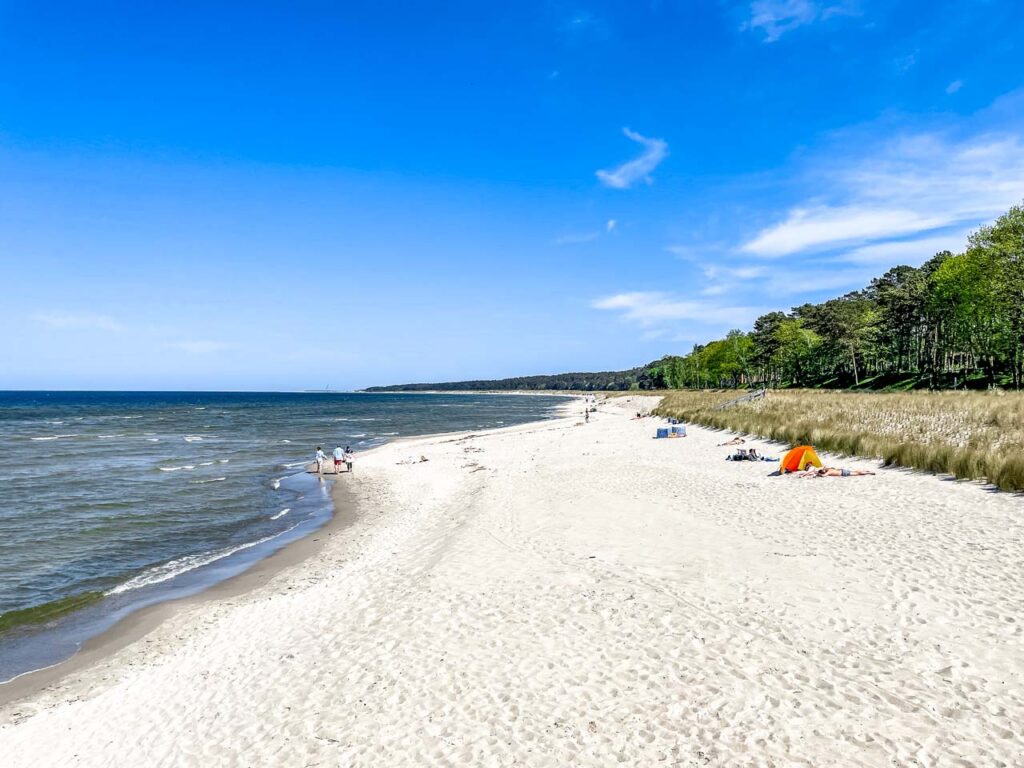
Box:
[742, 206, 948, 257]
[606, 218, 617, 232]
[596, 128, 668, 189]
[946, 79, 964, 94]
[166, 340, 231, 355]
[592, 291, 763, 326]
[694, 265, 770, 301]
[731, 266, 767, 279]
[34, 311, 125, 332]
[701, 284, 729, 297]
[744, 0, 855, 43]
[741, 132, 1024, 257]
[745, 0, 817, 42]
[836, 229, 973, 264]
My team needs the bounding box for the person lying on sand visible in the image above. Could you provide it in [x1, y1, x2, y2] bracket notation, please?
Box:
[718, 437, 745, 446]
[727, 448, 775, 462]
[800, 466, 876, 478]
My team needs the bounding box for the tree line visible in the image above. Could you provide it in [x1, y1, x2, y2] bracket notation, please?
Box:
[364, 369, 645, 392]
[645, 203, 1024, 391]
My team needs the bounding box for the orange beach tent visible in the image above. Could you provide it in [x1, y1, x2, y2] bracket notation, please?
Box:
[779, 445, 822, 474]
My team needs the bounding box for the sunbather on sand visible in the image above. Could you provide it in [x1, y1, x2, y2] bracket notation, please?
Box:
[800, 466, 876, 477]
[728, 448, 769, 462]
[718, 437, 745, 446]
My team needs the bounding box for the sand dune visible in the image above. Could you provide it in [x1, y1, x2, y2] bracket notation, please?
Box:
[2, 396, 1023, 766]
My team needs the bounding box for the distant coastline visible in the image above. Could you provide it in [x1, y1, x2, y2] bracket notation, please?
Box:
[359, 389, 582, 396]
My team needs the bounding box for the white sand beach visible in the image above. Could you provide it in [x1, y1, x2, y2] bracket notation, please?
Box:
[2, 396, 1023, 766]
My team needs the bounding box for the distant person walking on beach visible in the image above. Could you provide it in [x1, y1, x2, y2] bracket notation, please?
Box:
[315, 446, 326, 474]
[333, 445, 344, 473]
[344, 446, 354, 473]
[584, 409, 590, 423]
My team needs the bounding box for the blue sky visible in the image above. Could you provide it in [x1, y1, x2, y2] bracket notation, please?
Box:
[2, 0, 1023, 389]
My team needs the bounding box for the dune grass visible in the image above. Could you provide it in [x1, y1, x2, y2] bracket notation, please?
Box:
[651, 389, 1024, 492]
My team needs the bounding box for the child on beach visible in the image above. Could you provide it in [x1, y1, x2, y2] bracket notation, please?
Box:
[344, 446, 354, 473]
[315, 446, 326, 474]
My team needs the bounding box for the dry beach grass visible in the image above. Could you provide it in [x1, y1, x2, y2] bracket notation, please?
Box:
[653, 389, 1024, 491]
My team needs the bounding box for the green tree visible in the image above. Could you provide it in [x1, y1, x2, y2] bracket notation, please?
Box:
[773, 318, 820, 386]
[968, 204, 1024, 387]
[751, 312, 788, 385]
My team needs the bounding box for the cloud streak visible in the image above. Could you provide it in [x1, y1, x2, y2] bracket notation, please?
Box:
[741, 133, 1024, 257]
[592, 291, 763, 327]
[742, 206, 948, 256]
[744, 0, 857, 43]
[836, 229, 973, 264]
[34, 312, 126, 332]
[596, 128, 668, 189]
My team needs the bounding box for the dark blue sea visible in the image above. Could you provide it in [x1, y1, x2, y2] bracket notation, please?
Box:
[0, 391, 566, 683]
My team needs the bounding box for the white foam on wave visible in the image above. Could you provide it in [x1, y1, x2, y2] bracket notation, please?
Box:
[270, 508, 291, 520]
[350, 433, 367, 437]
[97, 434, 126, 439]
[217, 459, 229, 464]
[159, 465, 196, 472]
[200, 461, 214, 466]
[271, 478, 282, 490]
[333, 417, 378, 422]
[191, 477, 226, 484]
[30, 434, 80, 444]
[184, 435, 204, 442]
[147, 438, 160, 442]
[281, 439, 291, 444]
[105, 523, 301, 596]
[282, 461, 307, 469]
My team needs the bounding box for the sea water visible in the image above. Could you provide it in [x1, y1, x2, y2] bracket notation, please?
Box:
[0, 391, 565, 682]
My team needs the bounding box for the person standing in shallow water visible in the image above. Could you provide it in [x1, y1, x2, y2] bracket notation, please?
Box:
[315, 446, 326, 474]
